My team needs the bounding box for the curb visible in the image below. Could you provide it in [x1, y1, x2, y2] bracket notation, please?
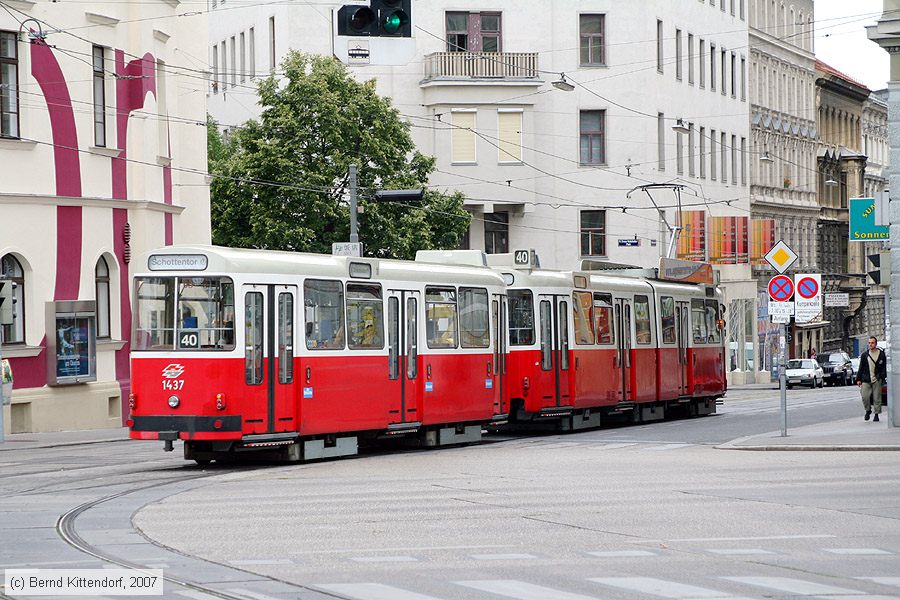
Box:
[0, 437, 130, 452]
[716, 444, 900, 451]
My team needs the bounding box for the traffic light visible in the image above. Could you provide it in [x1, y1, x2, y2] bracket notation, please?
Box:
[374, 0, 411, 37]
[867, 250, 891, 287]
[337, 1, 411, 37]
[0, 281, 15, 326]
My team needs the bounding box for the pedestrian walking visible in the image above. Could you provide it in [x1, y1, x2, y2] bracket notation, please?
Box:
[856, 336, 887, 422]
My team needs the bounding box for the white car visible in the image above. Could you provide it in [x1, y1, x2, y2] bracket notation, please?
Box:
[786, 359, 824, 389]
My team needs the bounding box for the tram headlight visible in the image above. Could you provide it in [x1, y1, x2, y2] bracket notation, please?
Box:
[168, 395, 181, 408]
[216, 393, 226, 411]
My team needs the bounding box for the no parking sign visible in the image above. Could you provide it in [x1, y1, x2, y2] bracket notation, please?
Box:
[794, 274, 822, 323]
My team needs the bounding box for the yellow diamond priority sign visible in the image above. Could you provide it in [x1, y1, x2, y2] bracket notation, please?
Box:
[764, 240, 798, 274]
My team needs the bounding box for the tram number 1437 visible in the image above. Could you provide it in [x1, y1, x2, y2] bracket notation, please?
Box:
[163, 379, 185, 391]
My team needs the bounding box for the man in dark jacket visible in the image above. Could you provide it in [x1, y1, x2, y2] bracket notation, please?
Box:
[856, 336, 887, 422]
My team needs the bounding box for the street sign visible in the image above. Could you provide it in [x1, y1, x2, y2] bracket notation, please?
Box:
[618, 239, 640, 247]
[332, 242, 363, 257]
[768, 301, 795, 319]
[768, 275, 794, 302]
[794, 274, 822, 323]
[849, 197, 890, 241]
[764, 240, 799, 274]
[824, 292, 850, 307]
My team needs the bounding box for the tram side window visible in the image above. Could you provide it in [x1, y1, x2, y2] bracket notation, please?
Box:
[691, 298, 708, 344]
[593, 293, 613, 345]
[177, 277, 235, 350]
[573, 291, 594, 345]
[705, 299, 721, 343]
[134, 277, 175, 350]
[508, 290, 535, 346]
[426, 287, 458, 349]
[660, 296, 676, 344]
[278, 292, 293, 384]
[459, 287, 490, 348]
[245, 291, 264, 385]
[634, 295, 652, 345]
[346, 283, 384, 350]
[305, 279, 345, 350]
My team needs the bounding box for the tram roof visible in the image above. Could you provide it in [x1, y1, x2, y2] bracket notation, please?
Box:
[135, 245, 505, 287]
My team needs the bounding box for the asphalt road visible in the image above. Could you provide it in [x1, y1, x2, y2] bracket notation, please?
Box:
[2, 385, 897, 600]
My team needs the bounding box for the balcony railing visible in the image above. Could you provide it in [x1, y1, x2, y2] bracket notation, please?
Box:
[423, 51, 540, 81]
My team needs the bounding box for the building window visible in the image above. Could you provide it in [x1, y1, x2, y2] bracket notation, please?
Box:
[740, 0, 745, 20]
[579, 14, 605, 66]
[451, 110, 477, 164]
[699, 39, 706, 87]
[579, 110, 605, 165]
[95, 257, 110, 339]
[699, 126, 706, 178]
[484, 212, 509, 254]
[688, 123, 695, 177]
[730, 51, 737, 97]
[658, 112, 665, 171]
[721, 48, 727, 96]
[740, 136, 747, 184]
[721, 131, 727, 182]
[497, 109, 522, 163]
[710, 129, 717, 180]
[740, 55, 746, 101]
[688, 33, 694, 84]
[580, 210, 606, 257]
[240, 33, 246, 82]
[1, 254, 24, 344]
[211, 44, 218, 94]
[220, 43, 226, 91]
[1, 31, 19, 138]
[230, 36, 236, 87]
[657, 20, 664, 73]
[731, 134, 737, 184]
[446, 12, 501, 53]
[268, 16, 276, 72]
[249, 27, 255, 78]
[675, 29, 683, 81]
[92, 46, 106, 147]
[676, 129, 684, 175]
[730, 0, 735, 15]
[710, 43, 716, 91]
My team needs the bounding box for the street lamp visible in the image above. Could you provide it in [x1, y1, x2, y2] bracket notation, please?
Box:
[825, 178, 839, 187]
[760, 151, 774, 163]
[551, 73, 575, 92]
[671, 118, 690, 135]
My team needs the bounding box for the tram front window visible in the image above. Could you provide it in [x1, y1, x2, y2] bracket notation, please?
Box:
[133, 276, 235, 351]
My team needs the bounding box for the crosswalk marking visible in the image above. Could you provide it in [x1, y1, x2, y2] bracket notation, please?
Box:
[316, 583, 445, 600]
[858, 577, 900, 587]
[229, 559, 294, 565]
[227, 589, 284, 600]
[470, 553, 538, 560]
[589, 577, 733, 598]
[456, 580, 601, 600]
[706, 549, 774, 555]
[643, 443, 690, 451]
[587, 443, 638, 450]
[349, 556, 418, 563]
[825, 549, 892, 555]
[587, 550, 658, 557]
[722, 577, 863, 595]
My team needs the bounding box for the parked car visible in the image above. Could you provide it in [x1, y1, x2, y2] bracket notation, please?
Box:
[786, 359, 824, 389]
[850, 357, 860, 380]
[817, 352, 854, 386]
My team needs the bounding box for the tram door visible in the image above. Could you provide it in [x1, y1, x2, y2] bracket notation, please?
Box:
[242, 284, 298, 435]
[675, 301, 691, 396]
[491, 294, 508, 416]
[387, 290, 420, 424]
[538, 295, 571, 407]
[613, 298, 633, 401]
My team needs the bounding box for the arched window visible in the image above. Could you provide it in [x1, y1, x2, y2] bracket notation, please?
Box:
[1, 254, 24, 344]
[95, 257, 110, 339]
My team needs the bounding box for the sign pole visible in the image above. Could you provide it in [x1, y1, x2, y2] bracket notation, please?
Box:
[780, 321, 788, 437]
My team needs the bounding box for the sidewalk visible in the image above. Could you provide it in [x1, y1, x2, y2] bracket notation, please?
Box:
[0, 427, 129, 451]
[2, 419, 900, 452]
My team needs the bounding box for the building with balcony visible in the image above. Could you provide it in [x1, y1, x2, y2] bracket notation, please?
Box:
[0, 4, 210, 433]
[208, 0, 756, 384]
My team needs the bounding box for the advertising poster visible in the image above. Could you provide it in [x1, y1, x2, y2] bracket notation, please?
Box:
[56, 317, 91, 379]
[750, 219, 777, 264]
[676, 210, 707, 262]
[708, 216, 749, 264]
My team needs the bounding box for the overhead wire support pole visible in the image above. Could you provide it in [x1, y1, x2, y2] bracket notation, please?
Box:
[349, 164, 359, 244]
[627, 183, 686, 259]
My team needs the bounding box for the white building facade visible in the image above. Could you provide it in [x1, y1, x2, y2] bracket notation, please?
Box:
[209, 0, 755, 384]
[0, 3, 210, 433]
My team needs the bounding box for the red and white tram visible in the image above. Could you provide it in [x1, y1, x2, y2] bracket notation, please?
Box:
[128, 246, 726, 463]
[129, 246, 506, 463]
[483, 253, 725, 430]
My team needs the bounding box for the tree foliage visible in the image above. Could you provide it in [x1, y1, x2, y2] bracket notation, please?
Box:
[208, 52, 470, 259]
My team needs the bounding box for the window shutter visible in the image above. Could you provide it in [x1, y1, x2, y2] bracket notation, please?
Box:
[497, 111, 522, 162]
[451, 111, 477, 163]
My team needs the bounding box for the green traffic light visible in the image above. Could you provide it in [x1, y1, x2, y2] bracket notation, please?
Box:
[382, 10, 408, 34]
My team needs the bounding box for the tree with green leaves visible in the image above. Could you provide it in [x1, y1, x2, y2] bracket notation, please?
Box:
[208, 51, 470, 259]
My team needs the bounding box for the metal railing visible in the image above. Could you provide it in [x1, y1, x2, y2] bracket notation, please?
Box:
[423, 51, 539, 80]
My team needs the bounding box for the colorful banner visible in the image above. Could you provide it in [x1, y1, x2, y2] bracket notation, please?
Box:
[676, 210, 706, 262]
[708, 216, 749, 264]
[750, 219, 777, 264]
